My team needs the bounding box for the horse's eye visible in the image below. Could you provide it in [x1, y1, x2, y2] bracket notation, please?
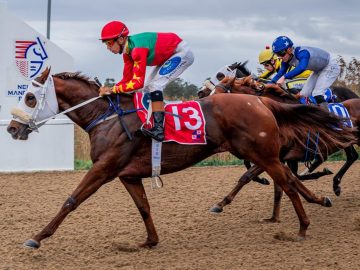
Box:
[25, 93, 37, 108]
[216, 72, 225, 81]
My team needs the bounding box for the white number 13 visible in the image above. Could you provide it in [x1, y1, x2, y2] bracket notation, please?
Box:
[172, 106, 202, 131]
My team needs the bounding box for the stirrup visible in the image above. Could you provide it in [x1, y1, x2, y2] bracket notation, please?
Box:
[141, 126, 164, 142]
[151, 175, 163, 189]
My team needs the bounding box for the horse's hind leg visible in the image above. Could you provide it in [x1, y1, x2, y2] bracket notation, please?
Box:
[210, 165, 264, 213]
[333, 145, 358, 196]
[276, 161, 332, 207]
[263, 165, 331, 224]
[262, 161, 310, 237]
[24, 163, 116, 249]
[286, 172, 332, 207]
[119, 177, 158, 248]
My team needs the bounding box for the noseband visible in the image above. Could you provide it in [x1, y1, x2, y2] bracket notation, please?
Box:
[215, 83, 232, 93]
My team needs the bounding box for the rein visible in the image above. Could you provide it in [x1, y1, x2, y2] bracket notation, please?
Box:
[36, 96, 102, 126]
[85, 94, 142, 140]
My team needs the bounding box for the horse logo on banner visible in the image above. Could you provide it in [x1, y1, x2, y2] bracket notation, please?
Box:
[15, 37, 48, 80]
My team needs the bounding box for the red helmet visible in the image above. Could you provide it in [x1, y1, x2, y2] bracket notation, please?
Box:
[100, 21, 129, 40]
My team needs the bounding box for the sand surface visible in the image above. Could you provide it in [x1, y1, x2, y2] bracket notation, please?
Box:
[1, 162, 359, 270]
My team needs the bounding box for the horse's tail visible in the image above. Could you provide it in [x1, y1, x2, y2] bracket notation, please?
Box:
[260, 97, 357, 157]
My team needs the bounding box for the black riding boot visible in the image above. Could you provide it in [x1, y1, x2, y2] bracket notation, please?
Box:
[142, 111, 165, 142]
[314, 95, 328, 108]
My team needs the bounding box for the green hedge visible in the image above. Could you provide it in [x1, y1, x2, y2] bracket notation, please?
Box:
[75, 149, 359, 170]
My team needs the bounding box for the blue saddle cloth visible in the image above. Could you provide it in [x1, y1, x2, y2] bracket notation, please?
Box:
[327, 103, 353, 128]
[298, 88, 352, 128]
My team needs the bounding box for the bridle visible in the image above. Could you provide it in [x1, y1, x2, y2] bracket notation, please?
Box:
[214, 83, 232, 94]
[11, 76, 101, 132]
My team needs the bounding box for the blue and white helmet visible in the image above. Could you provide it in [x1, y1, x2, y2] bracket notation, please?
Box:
[272, 36, 293, 53]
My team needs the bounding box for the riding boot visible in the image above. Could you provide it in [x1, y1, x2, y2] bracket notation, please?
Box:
[142, 91, 165, 142]
[142, 111, 165, 142]
[314, 95, 329, 108]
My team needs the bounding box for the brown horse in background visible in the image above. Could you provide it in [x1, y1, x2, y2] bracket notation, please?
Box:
[7, 68, 356, 249]
[206, 77, 360, 219]
[211, 76, 360, 190]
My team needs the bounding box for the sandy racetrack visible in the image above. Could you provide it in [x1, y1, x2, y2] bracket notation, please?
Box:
[1, 162, 360, 270]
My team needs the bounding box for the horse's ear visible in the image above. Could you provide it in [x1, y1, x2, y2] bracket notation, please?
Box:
[34, 66, 51, 85]
[42, 66, 51, 81]
[240, 60, 248, 68]
[228, 62, 239, 70]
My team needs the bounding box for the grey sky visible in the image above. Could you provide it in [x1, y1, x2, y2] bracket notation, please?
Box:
[5, 0, 360, 86]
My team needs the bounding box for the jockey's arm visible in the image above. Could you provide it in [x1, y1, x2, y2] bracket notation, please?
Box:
[271, 62, 288, 83]
[284, 50, 310, 80]
[113, 48, 148, 93]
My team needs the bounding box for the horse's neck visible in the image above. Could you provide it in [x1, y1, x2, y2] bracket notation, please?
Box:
[55, 79, 133, 130]
[233, 86, 298, 104]
[263, 93, 298, 104]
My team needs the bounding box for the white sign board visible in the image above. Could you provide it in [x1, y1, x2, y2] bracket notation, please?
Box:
[0, 3, 75, 171]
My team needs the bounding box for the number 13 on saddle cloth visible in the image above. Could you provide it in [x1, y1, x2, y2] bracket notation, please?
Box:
[134, 92, 207, 144]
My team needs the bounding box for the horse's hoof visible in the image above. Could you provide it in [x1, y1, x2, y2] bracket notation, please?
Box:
[209, 205, 223, 213]
[334, 186, 341, 196]
[323, 197, 332, 207]
[323, 168, 333, 175]
[138, 240, 158, 249]
[296, 235, 306, 241]
[259, 178, 270, 185]
[23, 239, 40, 249]
[263, 217, 280, 223]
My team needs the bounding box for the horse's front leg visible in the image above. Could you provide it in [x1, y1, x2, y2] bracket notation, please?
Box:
[296, 159, 333, 181]
[333, 145, 358, 196]
[244, 160, 270, 185]
[24, 163, 116, 249]
[210, 165, 264, 213]
[263, 182, 283, 223]
[119, 177, 158, 248]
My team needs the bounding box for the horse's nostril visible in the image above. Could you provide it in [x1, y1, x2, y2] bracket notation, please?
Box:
[7, 126, 17, 135]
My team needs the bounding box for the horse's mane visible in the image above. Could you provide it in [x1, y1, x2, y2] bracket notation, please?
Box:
[54, 72, 97, 86]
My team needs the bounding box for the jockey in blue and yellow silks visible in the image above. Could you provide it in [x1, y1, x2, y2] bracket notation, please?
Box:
[271, 36, 340, 105]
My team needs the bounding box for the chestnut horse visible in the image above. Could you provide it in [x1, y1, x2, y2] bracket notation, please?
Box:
[213, 76, 360, 189]
[207, 77, 360, 218]
[7, 68, 356, 249]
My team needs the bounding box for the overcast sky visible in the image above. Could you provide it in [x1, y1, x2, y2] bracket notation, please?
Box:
[5, 0, 360, 86]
